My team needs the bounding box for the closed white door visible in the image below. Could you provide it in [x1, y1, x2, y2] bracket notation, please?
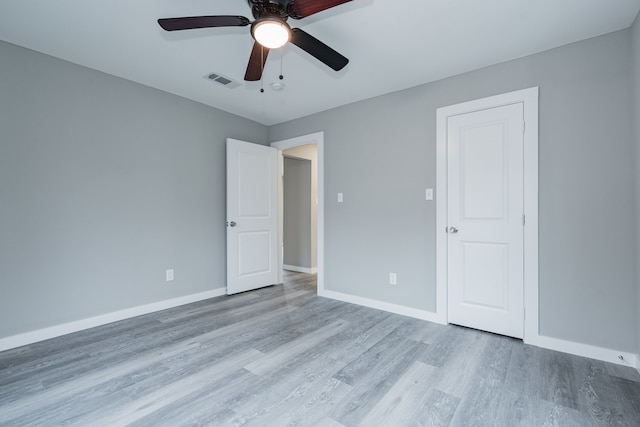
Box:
[447, 103, 524, 338]
[226, 139, 278, 295]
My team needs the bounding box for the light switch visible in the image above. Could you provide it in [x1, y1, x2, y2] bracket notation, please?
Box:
[337, 193, 344, 203]
[425, 188, 434, 200]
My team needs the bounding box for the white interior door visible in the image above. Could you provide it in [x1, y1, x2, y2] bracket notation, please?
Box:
[226, 138, 278, 295]
[447, 103, 524, 339]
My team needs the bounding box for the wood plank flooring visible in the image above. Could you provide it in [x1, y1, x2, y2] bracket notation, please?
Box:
[1, 271, 639, 426]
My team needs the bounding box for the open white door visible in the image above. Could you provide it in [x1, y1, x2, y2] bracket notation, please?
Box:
[226, 138, 278, 295]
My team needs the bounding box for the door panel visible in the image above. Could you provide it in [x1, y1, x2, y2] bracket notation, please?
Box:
[462, 124, 506, 219]
[461, 242, 508, 310]
[447, 103, 524, 339]
[227, 139, 278, 295]
[238, 231, 272, 275]
[238, 151, 271, 217]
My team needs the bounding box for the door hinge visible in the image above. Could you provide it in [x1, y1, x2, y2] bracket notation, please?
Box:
[523, 308, 526, 320]
[522, 214, 526, 226]
[523, 120, 526, 134]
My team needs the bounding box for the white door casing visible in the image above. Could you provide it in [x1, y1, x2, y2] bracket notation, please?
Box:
[435, 87, 539, 344]
[447, 103, 524, 339]
[226, 138, 278, 295]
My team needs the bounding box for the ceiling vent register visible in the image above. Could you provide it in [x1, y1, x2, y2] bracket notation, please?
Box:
[206, 72, 241, 89]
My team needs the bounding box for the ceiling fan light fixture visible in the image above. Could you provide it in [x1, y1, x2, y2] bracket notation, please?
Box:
[252, 18, 290, 49]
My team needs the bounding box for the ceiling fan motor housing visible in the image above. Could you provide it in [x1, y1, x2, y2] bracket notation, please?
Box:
[248, 0, 291, 20]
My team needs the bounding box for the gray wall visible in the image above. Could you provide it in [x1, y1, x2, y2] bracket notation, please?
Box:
[270, 30, 637, 352]
[632, 13, 640, 356]
[283, 157, 312, 268]
[0, 41, 268, 338]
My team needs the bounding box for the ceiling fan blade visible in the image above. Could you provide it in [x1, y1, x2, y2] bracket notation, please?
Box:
[158, 16, 250, 31]
[244, 42, 270, 81]
[290, 28, 348, 71]
[289, 0, 352, 18]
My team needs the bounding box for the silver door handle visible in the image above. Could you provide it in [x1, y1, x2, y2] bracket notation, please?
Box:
[448, 226, 458, 234]
[227, 221, 237, 227]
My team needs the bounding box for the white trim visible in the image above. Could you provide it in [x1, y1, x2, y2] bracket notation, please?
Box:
[283, 265, 318, 274]
[321, 288, 636, 368]
[436, 87, 540, 342]
[0, 288, 226, 352]
[319, 289, 445, 324]
[636, 354, 640, 374]
[271, 132, 325, 295]
[531, 335, 638, 368]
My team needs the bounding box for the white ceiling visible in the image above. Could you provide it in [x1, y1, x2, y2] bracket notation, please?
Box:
[1, 0, 639, 125]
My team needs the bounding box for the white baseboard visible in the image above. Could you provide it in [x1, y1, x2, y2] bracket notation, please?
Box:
[0, 287, 226, 352]
[321, 289, 637, 369]
[4, 285, 635, 372]
[319, 289, 445, 325]
[529, 334, 638, 368]
[283, 265, 318, 274]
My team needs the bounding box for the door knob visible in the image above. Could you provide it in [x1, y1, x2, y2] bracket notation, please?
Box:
[448, 226, 458, 234]
[228, 221, 237, 227]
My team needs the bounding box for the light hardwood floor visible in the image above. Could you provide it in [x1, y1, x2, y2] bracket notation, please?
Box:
[1, 271, 639, 426]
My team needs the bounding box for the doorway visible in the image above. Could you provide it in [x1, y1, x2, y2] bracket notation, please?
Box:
[271, 132, 324, 294]
[435, 88, 539, 343]
[282, 150, 317, 274]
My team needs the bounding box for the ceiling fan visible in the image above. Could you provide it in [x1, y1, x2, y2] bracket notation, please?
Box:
[158, 0, 351, 81]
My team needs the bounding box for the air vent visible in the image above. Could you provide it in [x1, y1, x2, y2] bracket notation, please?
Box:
[205, 72, 240, 89]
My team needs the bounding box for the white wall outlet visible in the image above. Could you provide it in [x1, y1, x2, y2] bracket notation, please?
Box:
[337, 192, 344, 203]
[425, 188, 434, 200]
[166, 269, 174, 282]
[389, 272, 397, 285]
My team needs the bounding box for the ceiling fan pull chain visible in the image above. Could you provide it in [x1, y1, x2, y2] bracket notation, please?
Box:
[279, 48, 284, 80]
[260, 45, 265, 93]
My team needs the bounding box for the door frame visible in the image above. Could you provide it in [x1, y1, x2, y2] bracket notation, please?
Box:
[271, 132, 324, 294]
[435, 87, 539, 344]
